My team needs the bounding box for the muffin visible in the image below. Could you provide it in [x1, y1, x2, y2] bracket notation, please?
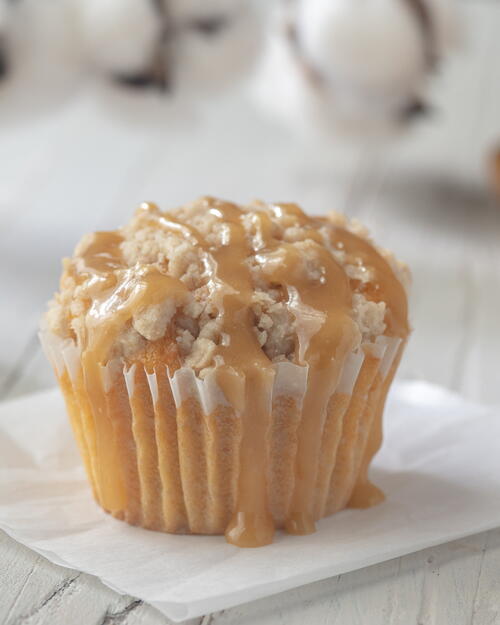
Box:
[41, 197, 410, 547]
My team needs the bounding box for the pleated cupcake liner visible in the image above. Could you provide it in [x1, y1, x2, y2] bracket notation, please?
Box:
[40, 330, 402, 538]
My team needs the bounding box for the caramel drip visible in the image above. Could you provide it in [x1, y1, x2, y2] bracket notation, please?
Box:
[328, 227, 409, 338]
[254, 229, 357, 534]
[207, 202, 356, 543]
[75, 223, 189, 514]
[348, 341, 406, 509]
[147, 207, 207, 248]
[79, 231, 125, 274]
[199, 202, 276, 546]
[67, 199, 409, 545]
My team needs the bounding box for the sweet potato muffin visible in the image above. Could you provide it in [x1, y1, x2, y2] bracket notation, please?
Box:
[41, 197, 410, 547]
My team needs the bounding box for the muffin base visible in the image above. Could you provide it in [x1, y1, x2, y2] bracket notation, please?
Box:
[41, 332, 402, 545]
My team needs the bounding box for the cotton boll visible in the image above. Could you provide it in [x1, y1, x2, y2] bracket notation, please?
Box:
[79, 0, 162, 76]
[0, 0, 85, 121]
[6, 0, 83, 77]
[79, 0, 264, 95]
[252, 33, 385, 184]
[297, 0, 426, 100]
[174, 5, 263, 95]
[255, 0, 459, 141]
[297, 0, 459, 104]
[299, 0, 460, 130]
[253, 16, 410, 143]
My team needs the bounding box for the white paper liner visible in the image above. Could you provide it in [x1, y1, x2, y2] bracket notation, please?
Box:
[167, 366, 235, 415]
[39, 331, 401, 417]
[146, 370, 159, 404]
[378, 336, 402, 379]
[336, 349, 365, 394]
[273, 361, 308, 399]
[123, 363, 137, 398]
[39, 329, 402, 538]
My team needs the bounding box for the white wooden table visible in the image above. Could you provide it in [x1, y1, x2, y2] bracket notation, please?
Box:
[1, 2, 500, 623]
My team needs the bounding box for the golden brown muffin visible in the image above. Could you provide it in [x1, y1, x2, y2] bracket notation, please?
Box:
[41, 197, 410, 547]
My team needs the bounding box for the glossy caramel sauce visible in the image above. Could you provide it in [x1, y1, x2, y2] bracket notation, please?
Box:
[326, 226, 409, 338]
[64, 198, 409, 547]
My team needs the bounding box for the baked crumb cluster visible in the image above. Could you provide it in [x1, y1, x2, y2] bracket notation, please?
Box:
[45, 198, 409, 373]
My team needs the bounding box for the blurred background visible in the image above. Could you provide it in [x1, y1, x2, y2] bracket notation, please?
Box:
[0, 0, 498, 404]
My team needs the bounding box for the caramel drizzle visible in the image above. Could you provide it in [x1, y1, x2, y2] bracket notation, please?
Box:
[67, 199, 408, 547]
[327, 227, 409, 338]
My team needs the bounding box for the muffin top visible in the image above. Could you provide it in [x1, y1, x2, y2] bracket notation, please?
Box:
[45, 197, 409, 375]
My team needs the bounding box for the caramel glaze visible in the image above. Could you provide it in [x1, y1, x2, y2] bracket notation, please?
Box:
[65, 198, 409, 547]
[326, 226, 409, 339]
[325, 225, 409, 513]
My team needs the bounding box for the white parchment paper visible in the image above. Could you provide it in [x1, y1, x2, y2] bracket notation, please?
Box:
[1, 381, 500, 622]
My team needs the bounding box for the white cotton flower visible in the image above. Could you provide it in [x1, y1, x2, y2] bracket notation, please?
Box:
[298, 0, 426, 97]
[77, 0, 264, 96]
[0, 0, 85, 121]
[254, 0, 460, 140]
[78, 0, 162, 76]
